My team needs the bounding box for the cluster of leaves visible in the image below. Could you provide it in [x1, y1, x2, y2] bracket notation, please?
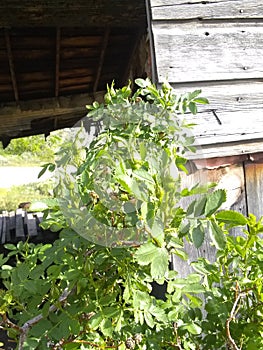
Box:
[0, 79, 262, 350]
[0, 130, 67, 165]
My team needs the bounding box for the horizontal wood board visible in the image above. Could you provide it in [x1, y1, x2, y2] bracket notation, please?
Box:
[152, 22, 263, 83]
[149, 0, 263, 154]
[151, 0, 263, 20]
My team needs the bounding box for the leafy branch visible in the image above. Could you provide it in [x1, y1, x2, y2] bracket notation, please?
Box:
[2, 287, 73, 350]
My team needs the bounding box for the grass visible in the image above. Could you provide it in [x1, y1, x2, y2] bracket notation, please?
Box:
[0, 153, 46, 167]
[0, 180, 53, 212]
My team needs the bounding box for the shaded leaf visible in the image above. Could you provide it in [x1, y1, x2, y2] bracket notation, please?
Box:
[205, 190, 226, 216]
[194, 196, 207, 217]
[209, 220, 226, 250]
[192, 225, 205, 249]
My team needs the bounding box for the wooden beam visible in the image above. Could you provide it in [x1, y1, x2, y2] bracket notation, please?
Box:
[0, 91, 105, 140]
[93, 27, 110, 93]
[122, 30, 143, 85]
[55, 27, 61, 97]
[0, 0, 146, 27]
[4, 29, 19, 103]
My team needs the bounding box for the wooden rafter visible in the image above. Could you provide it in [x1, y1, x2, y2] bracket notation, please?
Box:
[4, 29, 19, 103]
[93, 27, 110, 93]
[122, 30, 143, 85]
[55, 27, 61, 98]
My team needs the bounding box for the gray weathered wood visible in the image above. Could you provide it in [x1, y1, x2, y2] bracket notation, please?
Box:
[245, 162, 263, 220]
[3, 211, 11, 242]
[1, 214, 7, 244]
[169, 81, 263, 157]
[24, 212, 38, 237]
[9, 211, 15, 231]
[172, 81, 263, 113]
[15, 208, 25, 239]
[151, 0, 263, 20]
[0, 215, 3, 244]
[152, 22, 263, 83]
[189, 108, 263, 145]
[174, 164, 247, 276]
[191, 141, 263, 160]
[36, 212, 44, 223]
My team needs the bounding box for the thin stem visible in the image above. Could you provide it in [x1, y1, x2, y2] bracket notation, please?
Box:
[226, 286, 247, 350]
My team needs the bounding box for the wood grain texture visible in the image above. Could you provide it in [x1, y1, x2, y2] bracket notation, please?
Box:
[191, 141, 263, 159]
[188, 108, 263, 145]
[152, 22, 263, 82]
[168, 81, 263, 156]
[151, 0, 263, 20]
[245, 162, 263, 219]
[172, 81, 263, 113]
[173, 164, 247, 276]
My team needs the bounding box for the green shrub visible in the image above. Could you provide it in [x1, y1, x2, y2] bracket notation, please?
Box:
[0, 79, 262, 350]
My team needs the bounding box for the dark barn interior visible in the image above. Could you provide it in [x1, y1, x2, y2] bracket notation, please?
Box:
[0, 1, 148, 146]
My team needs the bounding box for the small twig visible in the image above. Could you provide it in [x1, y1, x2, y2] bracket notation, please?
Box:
[173, 322, 183, 350]
[1, 287, 73, 350]
[1, 314, 22, 332]
[69, 340, 120, 348]
[226, 286, 247, 350]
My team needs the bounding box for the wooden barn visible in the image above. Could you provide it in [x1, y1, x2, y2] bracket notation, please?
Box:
[0, 0, 263, 246]
[149, 0, 263, 219]
[147, 0, 263, 276]
[0, 0, 262, 245]
[0, 1, 263, 346]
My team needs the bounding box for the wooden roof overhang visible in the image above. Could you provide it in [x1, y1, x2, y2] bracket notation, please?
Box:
[0, 0, 147, 145]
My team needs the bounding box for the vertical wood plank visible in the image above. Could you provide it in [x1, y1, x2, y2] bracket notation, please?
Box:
[172, 164, 246, 276]
[24, 212, 38, 237]
[245, 162, 263, 220]
[1, 213, 7, 244]
[15, 208, 25, 239]
[0, 215, 3, 244]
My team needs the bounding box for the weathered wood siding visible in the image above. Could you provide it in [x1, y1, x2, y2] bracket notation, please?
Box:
[173, 159, 263, 276]
[149, 0, 263, 158]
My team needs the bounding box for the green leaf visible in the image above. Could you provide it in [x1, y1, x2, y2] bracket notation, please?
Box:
[144, 311, 155, 328]
[134, 242, 159, 266]
[133, 168, 155, 184]
[150, 247, 169, 280]
[193, 97, 209, 104]
[209, 220, 226, 250]
[149, 217, 164, 246]
[135, 78, 149, 88]
[205, 189, 226, 217]
[184, 293, 203, 307]
[89, 312, 104, 330]
[194, 196, 207, 217]
[192, 225, 205, 249]
[189, 102, 197, 115]
[215, 210, 247, 226]
[100, 318, 113, 337]
[181, 322, 202, 335]
[134, 242, 169, 279]
[182, 283, 205, 294]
